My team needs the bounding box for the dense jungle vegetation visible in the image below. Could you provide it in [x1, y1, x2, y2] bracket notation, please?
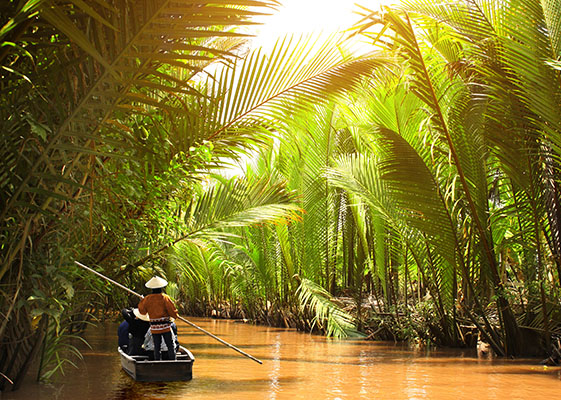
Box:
[1, 0, 561, 391]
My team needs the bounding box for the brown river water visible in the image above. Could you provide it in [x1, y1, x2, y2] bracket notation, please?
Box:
[3, 317, 561, 399]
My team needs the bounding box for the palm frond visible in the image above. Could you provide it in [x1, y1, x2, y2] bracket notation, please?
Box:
[1, 0, 276, 225]
[297, 278, 359, 338]
[0, 0, 281, 276]
[123, 175, 300, 271]
[189, 34, 392, 146]
[541, 0, 561, 57]
[359, 7, 506, 287]
[330, 128, 458, 303]
[183, 176, 300, 236]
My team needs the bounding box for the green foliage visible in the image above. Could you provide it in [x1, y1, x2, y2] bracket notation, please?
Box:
[2, 1, 561, 389]
[0, 0, 289, 387]
[297, 278, 360, 338]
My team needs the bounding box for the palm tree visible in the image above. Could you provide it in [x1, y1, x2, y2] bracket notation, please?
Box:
[341, 0, 561, 355]
[221, 103, 367, 337]
[0, 0, 280, 389]
[0, 0, 386, 388]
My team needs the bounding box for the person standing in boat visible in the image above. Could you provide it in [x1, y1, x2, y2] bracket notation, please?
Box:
[138, 276, 179, 361]
[141, 321, 179, 358]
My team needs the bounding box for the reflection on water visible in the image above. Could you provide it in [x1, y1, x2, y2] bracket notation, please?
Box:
[3, 317, 561, 400]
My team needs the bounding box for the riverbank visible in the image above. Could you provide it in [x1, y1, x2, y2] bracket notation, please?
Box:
[179, 295, 556, 362]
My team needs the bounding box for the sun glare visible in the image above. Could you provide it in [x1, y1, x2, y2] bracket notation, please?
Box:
[247, 0, 388, 51]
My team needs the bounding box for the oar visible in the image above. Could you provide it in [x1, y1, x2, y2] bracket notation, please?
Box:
[74, 260, 263, 364]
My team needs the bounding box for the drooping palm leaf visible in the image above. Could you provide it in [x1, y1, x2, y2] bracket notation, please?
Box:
[122, 175, 301, 271]
[185, 33, 392, 150]
[353, 4, 506, 301]
[297, 277, 359, 338]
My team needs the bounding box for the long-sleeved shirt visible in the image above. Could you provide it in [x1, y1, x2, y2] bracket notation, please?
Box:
[138, 293, 179, 334]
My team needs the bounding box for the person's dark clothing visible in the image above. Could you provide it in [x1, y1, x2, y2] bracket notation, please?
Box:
[122, 308, 150, 338]
[153, 330, 175, 361]
[118, 320, 129, 350]
[121, 308, 150, 355]
[129, 335, 147, 356]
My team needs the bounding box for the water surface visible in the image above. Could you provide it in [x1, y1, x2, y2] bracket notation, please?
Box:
[4, 317, 560, 399]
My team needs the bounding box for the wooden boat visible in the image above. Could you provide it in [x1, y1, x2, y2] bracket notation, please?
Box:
[118, 345, 195, 382]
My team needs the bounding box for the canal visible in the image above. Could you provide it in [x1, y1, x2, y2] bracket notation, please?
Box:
[3, 317, 560, 399]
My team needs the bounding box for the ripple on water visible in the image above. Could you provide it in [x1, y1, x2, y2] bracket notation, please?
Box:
[3, 318, 560, 400]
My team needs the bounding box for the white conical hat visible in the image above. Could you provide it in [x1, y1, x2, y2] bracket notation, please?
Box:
[145, 276, 168, 289]
[133, 308, 149, 321]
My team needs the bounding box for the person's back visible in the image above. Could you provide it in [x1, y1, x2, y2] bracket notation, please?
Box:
[138, 293, 178, 325]
[138, 276, 179, 360]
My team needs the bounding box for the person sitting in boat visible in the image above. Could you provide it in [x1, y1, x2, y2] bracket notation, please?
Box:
[141, 321, 179, 359]
[138, 276, 179, 361]
[117, 310, 130, 352]
[121, 307, 151, 356]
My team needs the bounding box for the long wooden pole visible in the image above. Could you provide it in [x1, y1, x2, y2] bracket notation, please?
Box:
[74, 261, 263, 364]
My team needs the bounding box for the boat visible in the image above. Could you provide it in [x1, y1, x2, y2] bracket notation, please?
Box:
[118, 345, 195, 382]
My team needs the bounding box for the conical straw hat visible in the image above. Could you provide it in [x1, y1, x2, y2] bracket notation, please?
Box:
[145, 276, 168, 289]
[133, 308, 150, 321]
